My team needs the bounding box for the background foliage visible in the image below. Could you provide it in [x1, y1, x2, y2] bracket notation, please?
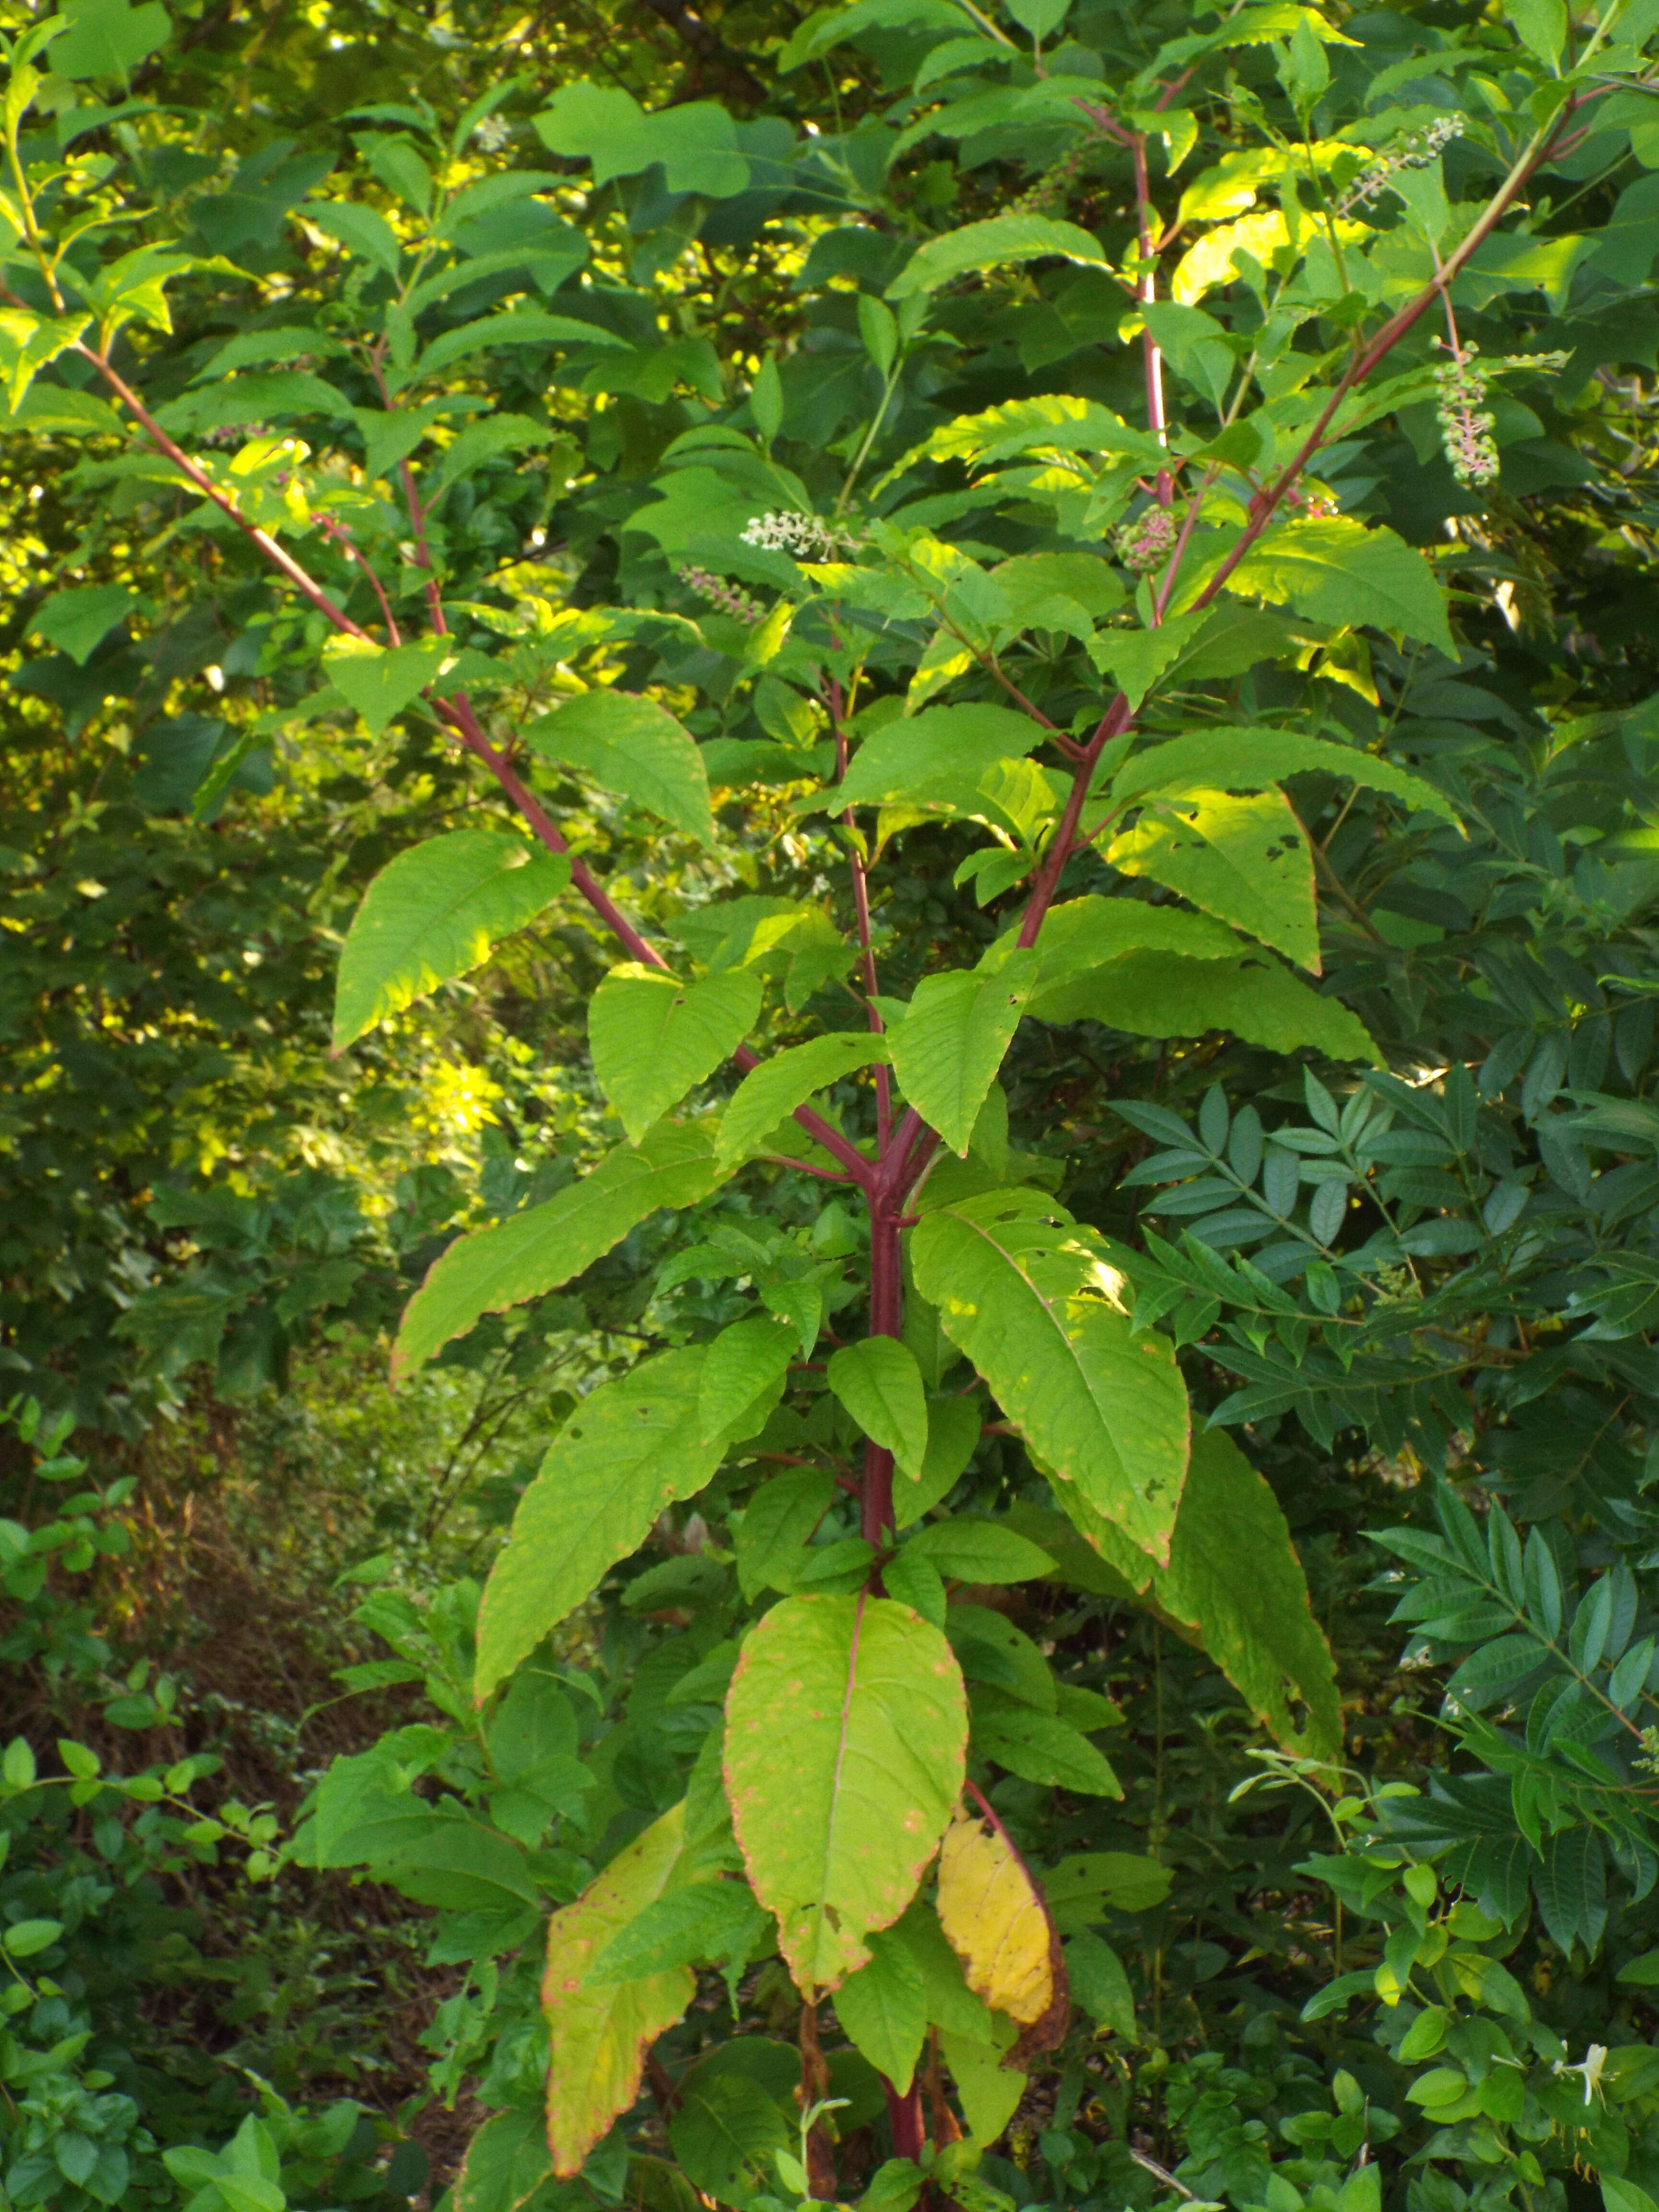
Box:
[11, 0, 1659, 2208]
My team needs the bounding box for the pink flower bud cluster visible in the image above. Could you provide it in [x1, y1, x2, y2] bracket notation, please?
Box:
[1113, 504, 1179, 574]
[678, 565, 765, 624]
[1434, 351, 1499, 488]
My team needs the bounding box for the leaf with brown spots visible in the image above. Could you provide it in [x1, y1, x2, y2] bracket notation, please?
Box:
[935, 1802, 1069, 2064]
[724, 1592, 967, 1994]
[542, 1801, 694, 2177]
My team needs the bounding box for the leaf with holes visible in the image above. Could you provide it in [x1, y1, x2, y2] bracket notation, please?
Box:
[1109, 786, 1318, 971]
[910, 1193, 1190, 1566]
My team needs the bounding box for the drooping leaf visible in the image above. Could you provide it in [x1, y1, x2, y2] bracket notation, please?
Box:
[303, 197, 403, 278]
[903, 1518, 1055, 1584]
[724, 1593, 968, 1991]
[589, 964, 763, 1142]
[333, 829, 569, 1048]
[1205, 515, 1455, 657]
[717, 1033, 890, 1166]
[834, 1926, 930, 2092]
[475, 1346, 745, 1699]
[1065, 1931, 1137, 2039]
[910, 1193, 1190, 1566]
[1028, 949, 1382, 1064]
[888, 214, 1109, 299]
[543, 1802, 694, 2177]
[889, 953, 1039, 1154]
[972, 1707, 1121, 1796]
[1113, 726, 1462, 828]
[1108, 785, 1319, 971]
[940, 2018, 1025, 2141]
[394, 1123, 727, 1378]
[735, 1468, 841, 1602]
[1043, 1429, 1341, 1757]
[529, 688, 715, 843]
[826, 1335, 930, 1477]
[699, 1316, 798, 1443]
[936, 1804, 1064, 2038]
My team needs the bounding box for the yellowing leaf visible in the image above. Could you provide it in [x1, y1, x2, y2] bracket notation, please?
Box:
[542, 1802, 694, 2176]
[724, 1592, 967, 1993]
[935, 1805, 1057, 2028]
[1171, 213, 1290, 303]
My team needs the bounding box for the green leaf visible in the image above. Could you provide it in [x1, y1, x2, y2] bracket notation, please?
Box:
[972, 1707, 1121, 1795]
[1113, 726, 1462, 829]
[544, 1802, 695, 2177]
[0, 310, 92, 411]
[303, 197, 403, 278]
[835, 1926, 929, 2092]
[588, 1880, 767, 1983]
[395, 1123, 727, 1378]
[725, 1592, 968, 1991]
[589, 964, 763, 1142]
[893, 1398, 983, 1527]
[535, 81, 749, 196]
[415, 308, 631, 381]
[939, 2020, 1024, 2141]
[890, 953, 1039, 1154]
[333, 830, 569, 1049]
[452, 2109, 553, 2212]
[322, 636, 448, 737]
[718, 1033, 890, 1166]
[476, 1346, 746, 1699]
[911, 1194, 1190, 1566]
[1048, 1429, 1341, 1757]
[904, 1518, 1055, 1584]
[736, 1468, 840, 1601]
[1618, 1950, 1659, 1985]
[1207, 515, 1454, 657]
[430, 413, 556, 497]
[529, 689, 715, 844]
[1605, 2180, 1659, 2212]
[670, 2074, 793, 2208]
[1065, 1931, 1136, 2038]
[830, 704, 1042, 811]
[1029, 948, 1382, 1064]
[888, 214, 1109, 299]
[30, 583, 137, 665]
[51, 0, 168, 79]
[2, 1917, 62, 1957]
[1108, 786, 1318, 971]
[698, 1316, 798, 1443]
[826, 1336, 930, 1477]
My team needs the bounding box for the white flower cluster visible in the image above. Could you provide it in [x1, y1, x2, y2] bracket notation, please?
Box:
[1338, 114, 1466, 215]
[472, 112, 513, 152]
[740, 511, 852, 562]
[1434, 348, 1499, 488]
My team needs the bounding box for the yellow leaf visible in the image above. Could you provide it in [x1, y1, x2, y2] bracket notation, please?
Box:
[935, 1805, 1056, 2028]
[542, 1802, 694, 2176]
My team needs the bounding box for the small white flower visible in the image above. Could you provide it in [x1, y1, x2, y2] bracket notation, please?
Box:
[472, 113, 513, 152]
[1554, 2043, 1610, 2106]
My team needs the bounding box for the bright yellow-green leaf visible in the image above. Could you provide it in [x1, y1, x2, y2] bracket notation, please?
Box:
[333, 829, 569, 1049]
[589, 963, 762, 1142]
[529, 688, 715, 844]
[889, 954, 1038, 1154]
[910, 1192, 1190, 1567]
[394, 1123, 728, 1379]
[1109, 785, 1319, 971]
[717, 1032, 890, 1166]
[834, 1926, 929, 2093]
[826, 1335, 930, 1477]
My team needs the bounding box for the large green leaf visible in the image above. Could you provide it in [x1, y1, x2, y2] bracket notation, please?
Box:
[476, 1346, 745, 1698]
[528, 688, 715, 843]
[1034, 1429, 1341, 1757]
[724, 1593, 967, 1991]
[910, 1192, 1190, 1566]
[452, 2110, 552, 2212]
[1108, 786, 1319, 970]
[890, 952, 1038, 1154]
[826, 1335, 930, 1477]
[589, 964, 763, 1142]
[1206, 515, 1454, 656]
[830, 703, 1041, 811]
[717, 1032, 890, 1166]
[1028, 949, 1382, 1064]
[333, 829, 569, 1049]
[394, 1123, 726, 1379]
[543, 1801, 695, 2176]
[1113, 726, 1462, 828]
[888, 214, 1109, 299]
[1002, 894, 1244, 1000]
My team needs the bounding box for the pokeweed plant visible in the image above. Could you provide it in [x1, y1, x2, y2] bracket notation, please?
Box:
[8, 0, 1659, 2201]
